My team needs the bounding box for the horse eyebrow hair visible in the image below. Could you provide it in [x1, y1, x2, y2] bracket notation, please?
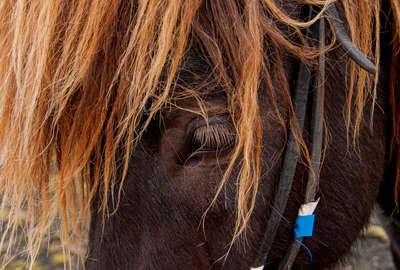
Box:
[161, 98, 230, 121]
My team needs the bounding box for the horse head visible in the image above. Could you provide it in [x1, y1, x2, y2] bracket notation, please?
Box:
[0, 1, 399, 269]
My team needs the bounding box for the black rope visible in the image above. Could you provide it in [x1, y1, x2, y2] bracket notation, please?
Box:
[278, 14, 325, 270]
[252, 8, 315, 268]
[252, 3, 376, 269]
[326, 4, 376, 74]
[253, 44, 312, 270]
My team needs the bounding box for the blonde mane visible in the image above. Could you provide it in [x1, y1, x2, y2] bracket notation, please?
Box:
[0, 0, 398, 268]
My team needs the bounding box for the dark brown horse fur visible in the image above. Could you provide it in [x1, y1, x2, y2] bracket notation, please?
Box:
[86, 32, 394, 270]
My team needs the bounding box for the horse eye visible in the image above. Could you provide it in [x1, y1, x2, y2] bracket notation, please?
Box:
[191, 122, 235, 154]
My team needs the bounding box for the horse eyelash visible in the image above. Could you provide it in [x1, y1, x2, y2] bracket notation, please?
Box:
[192, 123, 235, 152]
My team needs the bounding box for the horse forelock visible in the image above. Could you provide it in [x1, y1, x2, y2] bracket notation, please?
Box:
[0, 0, 398, 268]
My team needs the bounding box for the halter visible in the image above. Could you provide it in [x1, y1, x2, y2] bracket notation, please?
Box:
[252, 3, 376, 270]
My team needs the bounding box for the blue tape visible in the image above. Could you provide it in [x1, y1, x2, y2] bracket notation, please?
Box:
[294, 214, 315, 261]
[294, 214, 315, 238]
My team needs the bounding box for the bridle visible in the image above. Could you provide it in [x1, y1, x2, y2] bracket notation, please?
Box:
[251, 3, 376, 270]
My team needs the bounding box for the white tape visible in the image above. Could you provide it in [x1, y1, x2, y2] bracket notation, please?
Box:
[250, 266, 264, 270]
[298, 198, 320, 216]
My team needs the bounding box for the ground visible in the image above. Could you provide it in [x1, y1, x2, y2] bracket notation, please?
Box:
[336, 208, 395, 270]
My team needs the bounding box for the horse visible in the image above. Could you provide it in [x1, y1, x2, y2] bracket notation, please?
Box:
[0, 0, 399, 269]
